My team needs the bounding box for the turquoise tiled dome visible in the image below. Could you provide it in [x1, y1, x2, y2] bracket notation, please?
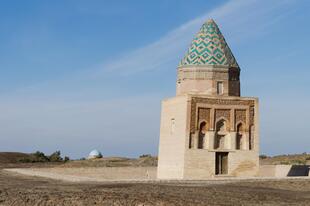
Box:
[179, 19, 239, 68]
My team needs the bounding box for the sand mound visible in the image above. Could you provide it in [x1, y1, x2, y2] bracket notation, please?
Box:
[0, 152, 30, 164]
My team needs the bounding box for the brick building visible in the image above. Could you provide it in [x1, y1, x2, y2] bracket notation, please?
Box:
[157, 19, 259, 179]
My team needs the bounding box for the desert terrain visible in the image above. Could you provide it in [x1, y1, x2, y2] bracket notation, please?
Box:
[0, 152, 309, 206]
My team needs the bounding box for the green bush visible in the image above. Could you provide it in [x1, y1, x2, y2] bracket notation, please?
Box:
[259, 154, 268, 159]
[97, 153, 103, 158]
[18, 151, 69, 163]
[139, 154, 152, 158]
[48, 151, 63, 162]
[18, 157, 32, 163]
[18, 151, 49, 163]
[34, 151, 49, 162]
[291, 159, 306, 165]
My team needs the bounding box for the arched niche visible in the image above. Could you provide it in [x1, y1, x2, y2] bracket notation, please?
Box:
[249, 125, 255, 150]
[198, 121, 207, 149]
[236, 122, 244, 150]
[214, 118, 228, 149]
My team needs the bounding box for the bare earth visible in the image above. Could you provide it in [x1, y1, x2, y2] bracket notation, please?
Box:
[0, 169, 309, 206]
[0, 153, 310, 205]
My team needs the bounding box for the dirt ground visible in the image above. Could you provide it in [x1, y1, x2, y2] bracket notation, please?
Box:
[0, 169, 309, 206]
[0, 153, 309, 205]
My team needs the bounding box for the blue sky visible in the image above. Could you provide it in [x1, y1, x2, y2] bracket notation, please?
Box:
[0, 0, 309, 158]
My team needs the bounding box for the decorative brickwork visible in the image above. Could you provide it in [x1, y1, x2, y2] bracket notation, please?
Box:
[198, 108, 210, 130]
[250, 125, 255, 150]
[215, 109, 230, 122]
[190, 97, 255, 133]
[192, 97, 255, 106]
[235, 109, 246, 124]
[190, 103, 197, 133]
[249, 106, 255, 125]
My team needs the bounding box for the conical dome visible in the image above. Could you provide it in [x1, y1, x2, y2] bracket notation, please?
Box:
[179, 19, 239, 68]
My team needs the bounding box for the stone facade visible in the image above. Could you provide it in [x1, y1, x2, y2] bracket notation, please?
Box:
[176, 65, 240, 96]
[157, 19, 260, 179]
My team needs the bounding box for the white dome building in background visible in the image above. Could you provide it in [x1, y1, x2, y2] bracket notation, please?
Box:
[87, 149, 102, 159]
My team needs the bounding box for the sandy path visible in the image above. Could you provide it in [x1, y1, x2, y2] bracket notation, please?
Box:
[5, 167, 310, 184]
[5, 167, 157, 182]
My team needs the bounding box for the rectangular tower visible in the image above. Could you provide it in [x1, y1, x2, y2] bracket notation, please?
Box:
[157, 19, 259, 179]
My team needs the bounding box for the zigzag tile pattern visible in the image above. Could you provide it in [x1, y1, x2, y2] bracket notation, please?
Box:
[179, 19, 239, 67]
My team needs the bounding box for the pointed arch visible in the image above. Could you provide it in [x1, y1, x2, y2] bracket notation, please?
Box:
[198, 121, 207, 149]
[215, 118, 228, 134]
[214, 118, 228, 149]
[236, 122, 244, 150]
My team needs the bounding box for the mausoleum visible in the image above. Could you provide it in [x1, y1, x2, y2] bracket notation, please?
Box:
[157, 19, 259, 179]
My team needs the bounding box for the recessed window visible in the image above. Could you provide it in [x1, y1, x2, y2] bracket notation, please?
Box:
[217, 82, 224, 95]
[171, 118, 175, 134]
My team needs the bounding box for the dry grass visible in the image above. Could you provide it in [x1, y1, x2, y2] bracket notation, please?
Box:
[59, 156, 158, 168]
[0, 152, 310, 205]
[1, 152, 309, 168]
[260, 153, 310, 165]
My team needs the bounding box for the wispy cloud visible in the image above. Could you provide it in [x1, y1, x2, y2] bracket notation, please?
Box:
[6, 0, 296, 96]
[92, 0, 294, 76]
[0, 0, 303, 158]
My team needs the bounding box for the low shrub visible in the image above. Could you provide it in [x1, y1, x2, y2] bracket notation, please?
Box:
[259, 154, 268, 159]
[18, 151, 70, 163]
[139, 154, 152, 158]
[48, 151, 63, 162]
[64, 156, 70, 162]
[279, 161, 290, 165]
[280, 160, 306, 165]
[291, 159, 306, 165]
